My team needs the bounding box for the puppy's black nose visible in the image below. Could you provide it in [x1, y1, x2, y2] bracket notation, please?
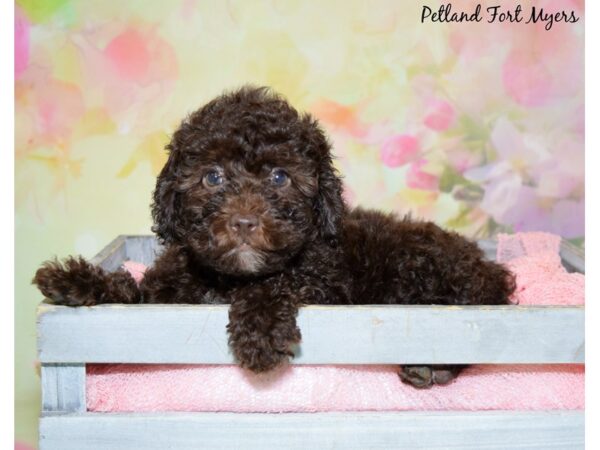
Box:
[229, 214, 259, 235]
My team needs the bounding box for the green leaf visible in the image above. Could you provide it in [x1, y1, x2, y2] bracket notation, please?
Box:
[439, 166, 468, 193]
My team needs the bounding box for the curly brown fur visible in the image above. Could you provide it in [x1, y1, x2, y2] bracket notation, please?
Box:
[33, 86, 516, 383]
[399, 365, 467, 388]
[34, 257, 140, 306]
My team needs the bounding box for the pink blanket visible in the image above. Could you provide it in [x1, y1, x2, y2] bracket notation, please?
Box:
[87, 232, 584, 412]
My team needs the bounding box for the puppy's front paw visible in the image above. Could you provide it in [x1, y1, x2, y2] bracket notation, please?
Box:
[399, 365, 465, 389]
[33, 257, 103, 306]
[229, 325, 301, 373]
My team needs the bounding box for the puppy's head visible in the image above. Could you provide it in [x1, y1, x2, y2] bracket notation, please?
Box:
[152, 86, 344, 276]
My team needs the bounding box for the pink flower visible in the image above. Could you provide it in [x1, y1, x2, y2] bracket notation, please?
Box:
[501, 18, 581, 107]
[15, 7, 30, 79]
[423, 100, 455, 131]
[445, 147, 482, 174]
[36, 79, 85, 141]
[71, 25, 180, 125]
[104, 29, 152, 81]
[380, 134, 420, 168]
[406, 160, 438, 191]
[15, 441, 35, 450]
[502, 48, 554, 107]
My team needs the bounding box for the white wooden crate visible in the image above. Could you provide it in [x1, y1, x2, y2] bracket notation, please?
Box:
[37, 236, 585, 450]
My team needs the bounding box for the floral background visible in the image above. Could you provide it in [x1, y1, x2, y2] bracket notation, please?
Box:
[15, 0, 584, 447]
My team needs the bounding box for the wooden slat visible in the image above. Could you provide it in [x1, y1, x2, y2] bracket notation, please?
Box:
[124, 236, 163, 267]
[116, 236, 584, 274]
[37, 303, 584, 364]
[476, 238, 497, 261]
[41, 364, 86, 413]
[89, 235, 127, 271]
[559, 240, 585, 274]
[39, 411, 584, 450]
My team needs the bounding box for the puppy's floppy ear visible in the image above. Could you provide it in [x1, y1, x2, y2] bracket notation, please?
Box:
[304, 116, 345, 242]
[316, 156, 345, 241]
[151, 136, 185, 244]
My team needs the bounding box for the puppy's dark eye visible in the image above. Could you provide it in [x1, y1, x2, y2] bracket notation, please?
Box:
[203, 170, 224, 187]
[271, 168, 290, 187]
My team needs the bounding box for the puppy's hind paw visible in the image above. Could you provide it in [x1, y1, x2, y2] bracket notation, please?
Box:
[399, 365, 465, 389]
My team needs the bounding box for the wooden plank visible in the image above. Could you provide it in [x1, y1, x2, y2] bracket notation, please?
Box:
[40, 364, 86, 413]
[124, 235, 163, 267]
[39, 411, 584, 450]
[108, 236, 584, 274]
[37, 304, 584, 364]
[117, 237, 498, 266]
[476, 238, 497, 261]
[560, 240, 585, 274]
[89, 235, 127, 271]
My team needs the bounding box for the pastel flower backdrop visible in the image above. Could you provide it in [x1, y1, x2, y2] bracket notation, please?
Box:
[15, 0, 584, 446]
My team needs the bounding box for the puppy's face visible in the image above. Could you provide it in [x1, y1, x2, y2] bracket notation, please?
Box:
[178, 143, 319, 275]
[152, 87, 344, 276]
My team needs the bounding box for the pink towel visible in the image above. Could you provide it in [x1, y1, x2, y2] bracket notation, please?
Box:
[496, 232, 585, 306]
[88, 232, 584, 412]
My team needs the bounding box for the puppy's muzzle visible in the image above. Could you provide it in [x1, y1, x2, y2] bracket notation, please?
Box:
[228, 213, 259, 239]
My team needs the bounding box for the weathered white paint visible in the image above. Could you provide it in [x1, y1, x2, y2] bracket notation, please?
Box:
[41, 364, 86, 413]
[124, 235, 163, 267]
[37, 303, 584, 364]
[36, 235, 586, 450]
[108, 235, 586, 274]
[89, 235, 127, 271]
[39, 411, 584, 450]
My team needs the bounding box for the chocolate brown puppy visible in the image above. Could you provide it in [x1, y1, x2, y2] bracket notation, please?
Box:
[33, 86, 516, 388]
